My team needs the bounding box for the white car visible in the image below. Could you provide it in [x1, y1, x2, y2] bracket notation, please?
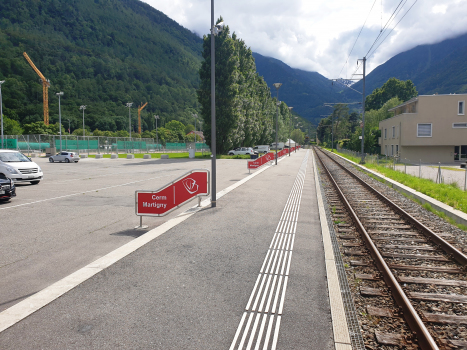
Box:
[0, 150, 43, 185]
[49, 151, 80, 163]
[228, 147, 255, 156]
[253, 145, 270, 154]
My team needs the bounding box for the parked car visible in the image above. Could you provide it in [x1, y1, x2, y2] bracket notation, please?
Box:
[0, 150, 43, 185]
[0, 174, 16, 201]
[49, 151, 80, 163]
[253, 145, 270, 154]
[270, 142, 285, 150]
[228, 147, 255, 156]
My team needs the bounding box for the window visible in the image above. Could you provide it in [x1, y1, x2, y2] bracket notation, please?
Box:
[453, 123, 467, 128]
[384, 128, 387, 139]
[385, 145, 388, 156]
[391, 145, 394, 156]
[396, 145, 399, 155]
[392, 126, 395, 138]
[417, 124, 432, 137]
[459, 101, 465, 115]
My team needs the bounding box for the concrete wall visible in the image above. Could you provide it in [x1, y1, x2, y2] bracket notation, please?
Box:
[400, 146, 454, 163]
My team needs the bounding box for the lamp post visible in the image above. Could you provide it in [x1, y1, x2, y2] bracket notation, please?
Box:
[288, 106, 293, 156]
[56, 92, 64, 152]
[80, 105, 86, 137]
[0, 80, 4, 149]
[273, 83, 282, 165]
[126, 102, 133, 138]
[192, 113, 198, 142]
[210, 6, 224, 208]
[154, 115, 159, 150]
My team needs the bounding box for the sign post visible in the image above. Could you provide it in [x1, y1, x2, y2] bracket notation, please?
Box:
[247, 152, 274, 171]
[135, 169, 210, 226]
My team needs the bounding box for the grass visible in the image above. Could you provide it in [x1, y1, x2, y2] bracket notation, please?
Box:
[85, 152, 252, 160]
[321, 148, 467, 231]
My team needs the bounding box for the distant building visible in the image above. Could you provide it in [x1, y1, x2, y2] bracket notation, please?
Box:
[379, 94, 467, 163]
[187, 130, 204, 142]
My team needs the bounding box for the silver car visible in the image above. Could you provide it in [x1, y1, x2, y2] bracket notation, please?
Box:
[228, 147, 255, 156]
[49, 151, 80, 163]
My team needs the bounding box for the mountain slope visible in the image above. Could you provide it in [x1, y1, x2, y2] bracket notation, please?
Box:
[346, 33, 467, 100]
[252, 52, 351, 125]
[0, 0, 203, 132]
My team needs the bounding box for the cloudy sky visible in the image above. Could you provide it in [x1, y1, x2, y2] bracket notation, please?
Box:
[141, 0, 467, 78]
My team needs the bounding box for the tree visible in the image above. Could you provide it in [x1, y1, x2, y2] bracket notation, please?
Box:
[3, 116, 23, 135]
[185, 124, 195, 135]
[72, 128, 92, 136]
[165, 120, 186, 141]
[290, 129, 304, 144]
[22, 121, 65, 135]
[365, 78, 417, 111]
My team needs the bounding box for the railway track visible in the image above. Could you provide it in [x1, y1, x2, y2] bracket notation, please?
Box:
[314, 147, 467, 350]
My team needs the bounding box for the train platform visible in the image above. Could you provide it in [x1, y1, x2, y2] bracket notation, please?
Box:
[0, 150, 352, 349]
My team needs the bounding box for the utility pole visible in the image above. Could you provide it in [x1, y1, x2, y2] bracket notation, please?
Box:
[0, 80, 4, 149]
[126, 102, 133, 138]
[56, 92, 64, 152]
[288, 107, 293, 156]
[192, 113, 198, 142]
[67, 119, 71, 134]
[80, 105, 86, 137]
[154, 115, 159, 150]
[359, 57, 367, 164]
[273, 83, 282, 165]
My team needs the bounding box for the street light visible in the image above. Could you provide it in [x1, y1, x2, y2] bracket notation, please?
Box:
[0, 80, 5, 149]
[154, 115, 160, 150]
[126, 102, 133, 138]
[56, 92, 64, 152]
[273, 83, 282, 165]
[192, 113, 198, 142]
[210, 6, 224, 208]
[80, 105, 86, 137]
[288, 107, 293, 156]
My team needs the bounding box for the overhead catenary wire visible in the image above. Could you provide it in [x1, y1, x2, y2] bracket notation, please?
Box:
[365, 0, 408, 57]
[367, 0, 419, 58]
[338, 0, 378, 79]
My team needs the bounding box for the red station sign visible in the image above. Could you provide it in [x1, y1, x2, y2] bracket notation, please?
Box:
[247, 152, 274, 169]
[135, 169, 210, 217]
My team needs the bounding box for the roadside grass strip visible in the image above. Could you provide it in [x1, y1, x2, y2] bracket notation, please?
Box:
[229, 151, 308, 350]
[329, 149, 467, 215]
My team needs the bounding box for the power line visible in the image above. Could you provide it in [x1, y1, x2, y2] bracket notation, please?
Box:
[338, 0, 378, 79]
[367, 0, 418, 58]
[365, 0, 407, 56]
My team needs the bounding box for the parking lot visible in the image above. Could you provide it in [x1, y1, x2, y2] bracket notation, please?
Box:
[0, 156, 254, 312]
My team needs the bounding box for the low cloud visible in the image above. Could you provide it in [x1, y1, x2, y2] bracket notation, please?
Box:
[142, 0, 467, 78]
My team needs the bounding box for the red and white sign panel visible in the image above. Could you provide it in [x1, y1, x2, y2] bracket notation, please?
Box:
[247, 152, 274, 169]
[277, 149, 288, 158]
[136, 169, 209, 217]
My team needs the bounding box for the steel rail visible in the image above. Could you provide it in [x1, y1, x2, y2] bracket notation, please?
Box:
[315, 148, 439, 350]
[321, 149, 467, 268]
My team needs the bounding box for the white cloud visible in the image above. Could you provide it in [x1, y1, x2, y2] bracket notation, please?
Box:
[141, 0, 467, 77]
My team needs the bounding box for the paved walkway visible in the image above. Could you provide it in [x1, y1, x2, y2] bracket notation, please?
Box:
[0, 151, 339, 349]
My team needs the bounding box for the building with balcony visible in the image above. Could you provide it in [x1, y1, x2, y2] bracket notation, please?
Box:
[379, 94, 467, 163]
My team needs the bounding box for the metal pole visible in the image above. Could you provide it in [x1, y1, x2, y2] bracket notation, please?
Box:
[419, 159, 421, 178]
[464, 169, 466, 191]
[211, 0, 217, 208]
[288, 107, 293, 156]
[0, 81, 4, 149]
[360, 57, 366, 164]
[56, 92, 63, 152]
[273, 83, 282, 165]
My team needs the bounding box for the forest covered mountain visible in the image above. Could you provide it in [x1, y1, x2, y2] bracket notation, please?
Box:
[345, 33, 467, 101]
[0, 0, 203, 132]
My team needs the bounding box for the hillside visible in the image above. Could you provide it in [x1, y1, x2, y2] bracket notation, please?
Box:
[346, 33, 467, 100]
[252, 52, 358, 126]
[0, 0, 203, 132]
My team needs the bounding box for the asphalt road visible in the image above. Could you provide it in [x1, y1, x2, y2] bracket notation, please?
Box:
[0, 156, 254, 312]
[0, 150, 334, 349]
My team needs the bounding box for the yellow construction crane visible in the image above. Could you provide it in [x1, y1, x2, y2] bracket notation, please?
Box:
[138, 102, 148, 134]
[23, 52, 51, 125]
